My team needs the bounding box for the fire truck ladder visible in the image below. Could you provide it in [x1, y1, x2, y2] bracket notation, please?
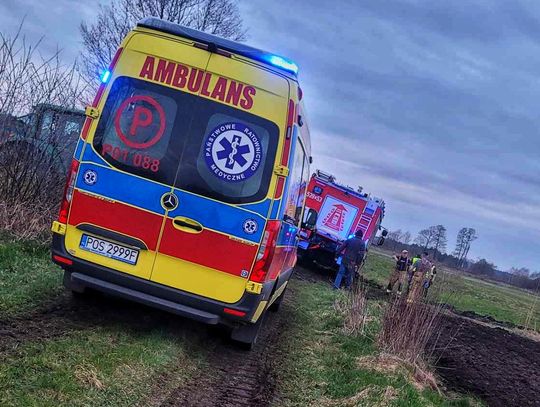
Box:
[357, 212, 373, 235]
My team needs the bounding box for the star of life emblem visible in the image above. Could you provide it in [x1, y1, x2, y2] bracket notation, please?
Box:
[83, 169, 98, 185]
[204, 122, 262, 182]
[243, 219, 258, 235]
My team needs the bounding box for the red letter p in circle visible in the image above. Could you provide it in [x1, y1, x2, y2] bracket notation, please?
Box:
[114, 95, 166, 150]
[130, 106, 153, 136]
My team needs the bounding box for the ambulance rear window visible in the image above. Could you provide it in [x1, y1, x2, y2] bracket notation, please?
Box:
[92, 77, 184, 185]
[93, 76, 279, 203]
[175, 102, 278, 204]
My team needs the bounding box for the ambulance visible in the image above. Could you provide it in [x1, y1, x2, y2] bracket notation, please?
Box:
[51, 18, 311, 348]
[298, 170, 386, 268]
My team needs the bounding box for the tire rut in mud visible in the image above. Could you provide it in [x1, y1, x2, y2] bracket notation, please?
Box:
[159, 299, 290, 407]
[0, 291, 193, 354]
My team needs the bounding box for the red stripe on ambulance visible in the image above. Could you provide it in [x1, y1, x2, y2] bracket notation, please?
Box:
[158, 221, 258, 277]
[68, 190, 162, 251]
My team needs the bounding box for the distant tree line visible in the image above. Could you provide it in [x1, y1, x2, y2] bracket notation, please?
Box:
[383, 226, 539, 293]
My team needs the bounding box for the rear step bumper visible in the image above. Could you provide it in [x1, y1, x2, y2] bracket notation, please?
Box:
[51, 232, 276, 325]
[69, 272, 220, 324]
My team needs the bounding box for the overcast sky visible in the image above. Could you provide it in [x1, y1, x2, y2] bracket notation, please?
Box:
[1, 0, 539, 271]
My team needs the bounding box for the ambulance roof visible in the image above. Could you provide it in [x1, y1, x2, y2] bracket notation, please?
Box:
[137, 17, 299, 78]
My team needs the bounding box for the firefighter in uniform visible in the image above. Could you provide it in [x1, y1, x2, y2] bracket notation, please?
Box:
[407, 252, 433, 303]
[386, 250, 411, 295]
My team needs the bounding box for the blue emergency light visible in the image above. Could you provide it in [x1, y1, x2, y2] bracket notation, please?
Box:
[267, 55, 299, 75]
[101, 70, 111, 83]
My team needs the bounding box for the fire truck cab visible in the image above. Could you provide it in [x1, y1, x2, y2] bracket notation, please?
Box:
[298, 170, 386, 268]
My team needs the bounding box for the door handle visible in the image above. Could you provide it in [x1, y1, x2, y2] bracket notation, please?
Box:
[172, 216, 203, 234]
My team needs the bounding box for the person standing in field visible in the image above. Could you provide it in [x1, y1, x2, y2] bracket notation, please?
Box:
[407, 251, 433, 302]
[405, 253, 421, 294]
[333, 230, 366, 290]
[422, 264, 437, 298]
[386, 249, 411, 295]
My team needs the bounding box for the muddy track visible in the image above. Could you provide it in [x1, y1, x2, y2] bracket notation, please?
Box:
[0, 291, 203, 355]
[0, 282, 291, 407]
[159, 298, 290, 406]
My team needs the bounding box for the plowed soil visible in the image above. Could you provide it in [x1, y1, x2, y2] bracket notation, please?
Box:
[434, 314, 540, 407]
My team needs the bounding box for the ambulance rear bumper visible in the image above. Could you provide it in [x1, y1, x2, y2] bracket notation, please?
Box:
[51, 233, 272, 325]
[69, 271, 220, 324]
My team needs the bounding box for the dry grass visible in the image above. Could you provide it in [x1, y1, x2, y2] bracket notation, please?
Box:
[334, 280, 370, 336]
[74, 364, 105, 390]
[356, 353, 439, 392]
[0, 200, 56, 242]
[377, 296, 443, 364]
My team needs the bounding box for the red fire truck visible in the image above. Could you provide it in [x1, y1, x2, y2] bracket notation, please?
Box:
[298, 170, 387, 268]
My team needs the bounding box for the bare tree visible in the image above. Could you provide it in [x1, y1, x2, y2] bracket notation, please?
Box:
[453, 227, 478, 268]
[431, 225, 447, 259]
[401, 231, 412, 245]
[79, 0, 247, 89]
[387, 229, 402, 250]
[414, 228, 435, 250]
[509, 267, 531, 278]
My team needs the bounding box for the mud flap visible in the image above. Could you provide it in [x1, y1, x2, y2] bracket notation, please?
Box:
[230, 311, 266, 350]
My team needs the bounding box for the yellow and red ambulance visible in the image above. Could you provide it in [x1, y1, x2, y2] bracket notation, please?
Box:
[51, 18, 311, 348]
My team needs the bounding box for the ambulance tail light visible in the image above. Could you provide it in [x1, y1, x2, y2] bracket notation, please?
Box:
[250, 221, 281, 283]
[58, 159, 79, 224]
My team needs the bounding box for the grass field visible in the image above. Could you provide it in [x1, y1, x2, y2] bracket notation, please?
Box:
[277, 279, 482, 406]
[0, 240, 62, 317]
[365, 250, 540, 331]
[0, 239, 503, 405]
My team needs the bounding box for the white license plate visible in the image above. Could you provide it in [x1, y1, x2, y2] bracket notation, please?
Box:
[80, 234, 139, 265]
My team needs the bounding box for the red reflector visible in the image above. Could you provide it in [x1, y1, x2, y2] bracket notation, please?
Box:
[223, 308, 246, 317]
[53, 255, 73, 266]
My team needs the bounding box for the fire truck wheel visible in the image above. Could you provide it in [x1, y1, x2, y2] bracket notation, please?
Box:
[230, 312, 266, 350]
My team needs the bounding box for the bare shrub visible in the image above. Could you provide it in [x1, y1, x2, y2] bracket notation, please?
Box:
[377, 295, 444, 367]
[0, 21, 87, 240]
[0, 200, 56, 243]
[334, 279, 370, 336]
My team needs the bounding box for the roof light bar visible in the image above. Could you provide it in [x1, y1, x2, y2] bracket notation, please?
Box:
[267, 55, 299, 75]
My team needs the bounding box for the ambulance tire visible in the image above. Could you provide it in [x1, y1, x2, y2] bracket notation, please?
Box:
[63, 271, 86, 300]
[230, 312, 266, 350]
[269, 287, 286, 312]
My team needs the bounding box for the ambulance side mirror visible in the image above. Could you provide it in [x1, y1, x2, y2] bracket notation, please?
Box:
[376, 236, 385, 246]
[382, 230, 388, 237]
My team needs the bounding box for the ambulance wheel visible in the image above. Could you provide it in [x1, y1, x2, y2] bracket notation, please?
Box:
[230, 313, 266, 350]
[63, 271, 86, 299]
[269, 288, 286, 312]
